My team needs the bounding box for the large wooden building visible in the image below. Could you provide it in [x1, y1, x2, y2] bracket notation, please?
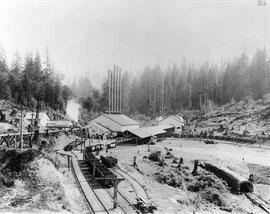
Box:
[87, 113, 139, 136]
[159, 115, 185, 135]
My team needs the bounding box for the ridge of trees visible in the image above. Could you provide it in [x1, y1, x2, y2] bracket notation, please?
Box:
[77, 48, 269, 119]
[0, 47, 72, 113]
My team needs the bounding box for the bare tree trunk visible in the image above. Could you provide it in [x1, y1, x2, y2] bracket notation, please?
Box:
[189, 84, 192, 109]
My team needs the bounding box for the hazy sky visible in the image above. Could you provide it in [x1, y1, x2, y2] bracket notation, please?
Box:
[0, 0, 269, 88]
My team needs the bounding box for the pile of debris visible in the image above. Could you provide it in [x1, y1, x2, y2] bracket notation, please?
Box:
[186, 96, 270, 143]
[147, 150, 232, 209]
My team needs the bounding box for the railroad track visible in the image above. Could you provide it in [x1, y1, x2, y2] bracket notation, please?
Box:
[70, 160, 94, 214]
[71, 157, 109, 214]
[78, 160, 110, 214]
[111, 167, 149, 199]
[78, 160, 139, 214]
[111, 168, 139, 198]
[105, 186, 139, 214]
[245, 192, 270, 213]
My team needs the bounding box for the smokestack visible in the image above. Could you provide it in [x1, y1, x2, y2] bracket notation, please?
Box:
[116, 66, 119, 113]
[107, 65, 123, 114]
[119, 68, 121, 113]
[117, 67, 120, 113]
[111, 67, 114, 112]
[108, 69, 111, 114]
[113, 65, 116, 112]
[115, 65, 117, 112]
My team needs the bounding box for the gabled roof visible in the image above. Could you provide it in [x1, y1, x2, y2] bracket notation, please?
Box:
[160, 115, 185, 125]
[157, 124, 174, 130]
[85, 122, 110, 133]
[103, 113, 139, 126]
[126, 126, 166, 139]
[89, 113, 139, 132]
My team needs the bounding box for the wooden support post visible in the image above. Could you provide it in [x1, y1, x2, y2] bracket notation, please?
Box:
[92, 162, 96, 180]
[113, 180, 118, 209]
[67, 155, 70, 171]
[133, 156, 137, 167]
[13, 135, 16, 149]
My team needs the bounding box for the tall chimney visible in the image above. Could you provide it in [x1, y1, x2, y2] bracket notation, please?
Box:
[119, 68, 121, 113]
[113, 65, 117, 112]
[108, 69, 111, 114]
[115, 66, 118, 112]
[111, 67, 114, 112]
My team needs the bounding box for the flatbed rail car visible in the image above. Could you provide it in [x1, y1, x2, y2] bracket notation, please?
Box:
[83, 150, 117, 187]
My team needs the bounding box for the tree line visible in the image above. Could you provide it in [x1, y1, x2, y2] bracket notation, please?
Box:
[0, 48, 72, 113]
[77, 48, 269, 119]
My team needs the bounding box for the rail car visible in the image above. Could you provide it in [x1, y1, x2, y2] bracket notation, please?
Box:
[83, 151, 117, 187]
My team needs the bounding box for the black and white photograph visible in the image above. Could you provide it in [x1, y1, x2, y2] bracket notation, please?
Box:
[0, 0, 269, 213]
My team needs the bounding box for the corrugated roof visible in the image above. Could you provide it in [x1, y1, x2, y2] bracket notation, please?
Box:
[103, 114, 139, 126]
[160, 115, 185, 126]
[89, 113, 139, 132]
[91, 115, 122, 132]
[85, 122, 110, 134]
[126, 126, 166, 139]
[157, 124, 174, 130]
[171, 115, 185, 123]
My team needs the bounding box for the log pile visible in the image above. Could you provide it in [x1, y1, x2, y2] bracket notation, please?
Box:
[200, 162, 254, 193]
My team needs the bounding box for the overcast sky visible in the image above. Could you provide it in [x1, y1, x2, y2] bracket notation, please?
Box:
[0, 0, 269, 88]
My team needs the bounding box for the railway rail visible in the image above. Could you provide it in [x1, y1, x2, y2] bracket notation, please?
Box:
[71, 156, 109, 214]
[111, 167, 149, 199]
[78, 159, 139, 214]
[105, 184, 139, 214]
[245, 192, 270, 213]
[70, 158, 94, 214]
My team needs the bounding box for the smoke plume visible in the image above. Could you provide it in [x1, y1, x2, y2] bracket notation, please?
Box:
[66, 99, 80, 122]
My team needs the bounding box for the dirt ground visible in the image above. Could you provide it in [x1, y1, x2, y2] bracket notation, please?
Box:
[107, 138, 270, 214]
